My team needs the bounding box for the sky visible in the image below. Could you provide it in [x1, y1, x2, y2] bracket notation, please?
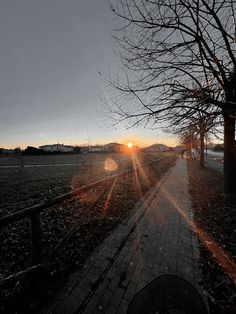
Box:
[0, 0, 177, 149]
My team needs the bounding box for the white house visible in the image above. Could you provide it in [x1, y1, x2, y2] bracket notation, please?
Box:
[145, 144, 169, 152]
[88, 146, 103, 153]
[39, 144, 74, 153]
[103, 143, 123, 153]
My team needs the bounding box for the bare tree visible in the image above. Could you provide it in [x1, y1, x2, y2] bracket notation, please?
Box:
[167, 104, 222, 167]
[179, 131, 198, 159]
[108, 0, 236, 203]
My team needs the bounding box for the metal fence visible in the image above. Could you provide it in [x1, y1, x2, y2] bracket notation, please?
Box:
[0, 158, 160, 286]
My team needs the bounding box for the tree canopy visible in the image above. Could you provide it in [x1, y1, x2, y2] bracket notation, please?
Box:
[108, 0, 236, 202]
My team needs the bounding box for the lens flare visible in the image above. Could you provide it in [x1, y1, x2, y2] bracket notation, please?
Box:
[104, 157, 118, 171]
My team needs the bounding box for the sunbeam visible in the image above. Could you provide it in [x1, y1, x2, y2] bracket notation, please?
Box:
[130, 154, 142, 198]
[102, 177, 118, 216]
[131, 153, 151, 187]
[159, 186, 236, 285]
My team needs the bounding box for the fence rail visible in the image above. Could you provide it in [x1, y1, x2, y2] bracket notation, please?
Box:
[0, 158, 160, 285]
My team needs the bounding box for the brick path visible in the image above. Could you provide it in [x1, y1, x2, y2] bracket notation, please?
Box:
[49, 158, 206, 314]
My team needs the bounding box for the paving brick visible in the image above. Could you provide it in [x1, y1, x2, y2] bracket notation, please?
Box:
[117, 298, 129, 313]
[50, 159, 206, 313]
[53, 294, 81, 314]
[123, 281, 137, 302]
[83, 295, 101, 314]
[110, 287, 125, 309]
[70, 284, 90, 300]
[105, 304, 117, 314]
[107, 273, 120, 292]
[96, 289, 114, 312]
[94, 279, 110, 297]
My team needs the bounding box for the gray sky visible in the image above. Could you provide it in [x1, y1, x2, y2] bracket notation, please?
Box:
[0, 0, 176, 148]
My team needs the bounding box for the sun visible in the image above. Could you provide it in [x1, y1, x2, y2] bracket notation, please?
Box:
[127, 142, 133, 148]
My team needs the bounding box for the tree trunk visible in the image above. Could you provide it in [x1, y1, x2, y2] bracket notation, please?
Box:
[205, 134, 208, 155]
[200, 132, 205, 168]
[190, 138, 193, 160]
[223, 112, 236, 204]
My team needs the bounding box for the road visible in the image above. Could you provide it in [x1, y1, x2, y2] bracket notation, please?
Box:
[206, 150, 223, 157]
[204, 154, 223, 174]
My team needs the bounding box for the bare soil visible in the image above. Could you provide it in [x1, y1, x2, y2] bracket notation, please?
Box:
[0, 153, 131, 216]
[187, 160, 236, 314]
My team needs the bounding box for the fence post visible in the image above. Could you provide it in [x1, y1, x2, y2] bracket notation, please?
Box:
[31, 213, 42, 265]
[104, 170, 108, 190]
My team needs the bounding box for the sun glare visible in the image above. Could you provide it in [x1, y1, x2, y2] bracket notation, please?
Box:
[104, 157, 118, 171]
[127, 142, 133, 148]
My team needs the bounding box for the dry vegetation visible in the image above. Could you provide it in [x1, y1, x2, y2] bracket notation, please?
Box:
[187, 160, 236, 314]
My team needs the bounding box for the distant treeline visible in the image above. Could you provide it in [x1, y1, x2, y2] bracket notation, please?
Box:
[0, 146, 82, 155]
[22, 146, 82, 155]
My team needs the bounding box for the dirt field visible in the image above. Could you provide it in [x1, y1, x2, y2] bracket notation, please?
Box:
[0, 152, 177, 313]
[0, 153, 131, 216]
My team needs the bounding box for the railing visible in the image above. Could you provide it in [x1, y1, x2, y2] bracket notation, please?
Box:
[0, 158, 160, 286]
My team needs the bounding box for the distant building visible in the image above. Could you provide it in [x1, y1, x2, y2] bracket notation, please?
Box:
[80, 147, 89, 154]
[103, 143, 124, 153]
[23, 146, 45, 155]
[79, 146, 103, 153]
[88, 146, 103, 153]
[174, 145, 185, 152]
[39, 143, 74, 153]
[1, 149, 15, 155]
[145, 144, 169, 152]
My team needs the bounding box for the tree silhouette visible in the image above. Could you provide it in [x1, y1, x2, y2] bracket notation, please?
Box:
[168, 105, 222, 167]
[108, 0, 236, 203]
